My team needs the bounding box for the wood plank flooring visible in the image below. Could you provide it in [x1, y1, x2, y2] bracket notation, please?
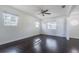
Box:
[0, 35, 78, 53]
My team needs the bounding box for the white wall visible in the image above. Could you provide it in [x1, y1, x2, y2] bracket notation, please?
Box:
[68, 6, 79, 39]
[41, 16, 66, 37]
[0, 6, 40, 45]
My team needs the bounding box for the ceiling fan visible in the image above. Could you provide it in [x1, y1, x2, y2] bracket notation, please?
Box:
[39, 5, 65, 16]
[40, 9, 51, 16]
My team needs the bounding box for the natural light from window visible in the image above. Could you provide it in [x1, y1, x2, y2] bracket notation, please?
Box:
[47, 22, 56, 29]
[35, 21, 40, 28]
[3, 12, 18, 26]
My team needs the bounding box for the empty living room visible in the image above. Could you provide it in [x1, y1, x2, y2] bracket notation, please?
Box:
[0, 5, 79, 53]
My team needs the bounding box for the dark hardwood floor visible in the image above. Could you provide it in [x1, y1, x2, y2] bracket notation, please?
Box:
[67, 38, 79, 53]
[0, 35, 79, 53]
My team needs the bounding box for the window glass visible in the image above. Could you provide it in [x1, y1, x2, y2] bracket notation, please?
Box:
[35, 22, 40, 28]
[47, 22, 56, 29]
[3, 12, 18, 26]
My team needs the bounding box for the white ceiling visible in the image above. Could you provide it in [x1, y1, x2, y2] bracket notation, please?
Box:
[10, 5, 71, 19]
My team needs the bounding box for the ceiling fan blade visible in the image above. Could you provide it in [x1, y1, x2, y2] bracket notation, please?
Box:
[42, 9, 48, 13]
[44, 10, 48, 12]
[45, 13, 51, 14]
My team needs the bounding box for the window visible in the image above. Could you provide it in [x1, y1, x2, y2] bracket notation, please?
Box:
[3, 12, 18, 26]
[47, 22, 56, 29]
[35, 22, 40, 28]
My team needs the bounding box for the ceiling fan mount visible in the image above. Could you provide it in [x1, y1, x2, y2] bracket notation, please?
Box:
[61, 5, 66, 8]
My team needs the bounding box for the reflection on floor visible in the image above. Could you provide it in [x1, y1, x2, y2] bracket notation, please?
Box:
[68, 38, 79, 53]
[0, 35, 79, 53]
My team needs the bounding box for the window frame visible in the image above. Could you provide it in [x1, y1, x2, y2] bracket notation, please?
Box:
[3, 12, 19, 26]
